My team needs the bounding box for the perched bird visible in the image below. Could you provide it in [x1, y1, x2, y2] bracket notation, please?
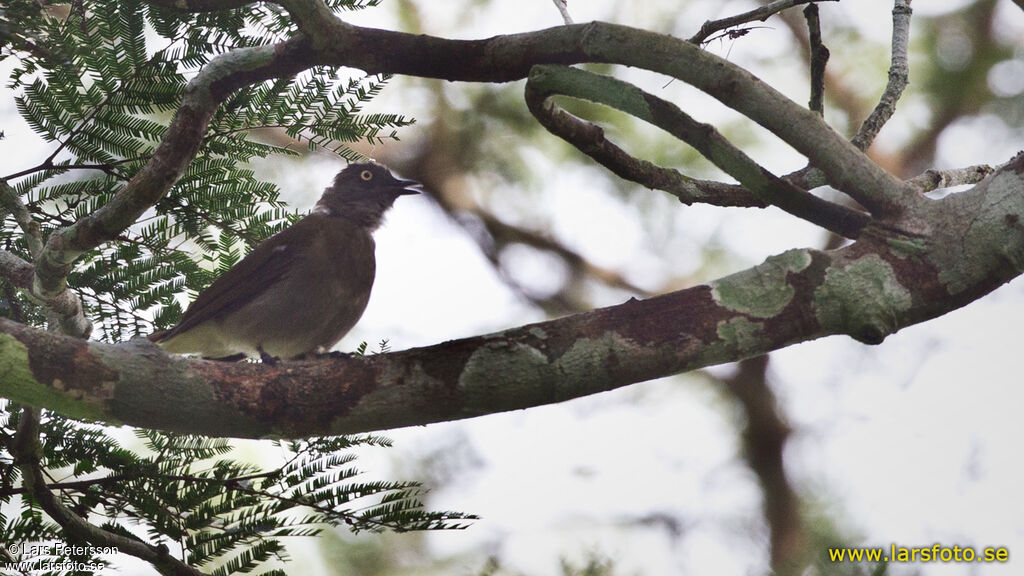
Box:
[150, 162, 419, 361]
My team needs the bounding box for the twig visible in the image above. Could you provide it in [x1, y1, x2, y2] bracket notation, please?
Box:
[804, 3, 829, 116]
[689, 0, 838, 45]
[525, 65, 870, 238]
[551, 0, 573, 25]
[906, 164, 996, 192]
[851, 0, 912, 150]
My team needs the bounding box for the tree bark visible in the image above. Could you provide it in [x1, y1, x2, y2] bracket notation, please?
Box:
[4, 152, 1022, 438]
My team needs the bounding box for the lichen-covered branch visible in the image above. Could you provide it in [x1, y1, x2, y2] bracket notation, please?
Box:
[851, 0, 912, 151]
[4, 152, 1023, 439]
[907, 163, 996, 192]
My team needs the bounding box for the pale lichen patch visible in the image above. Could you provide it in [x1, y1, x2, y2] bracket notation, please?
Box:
[716, 317, 766, 351]
[711, 249, 812, 318]
[0, 334, 107, 420]
[813, 254, 912, 344]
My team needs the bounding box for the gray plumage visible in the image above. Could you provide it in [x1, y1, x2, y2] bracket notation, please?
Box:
[151, 163, 419, 360]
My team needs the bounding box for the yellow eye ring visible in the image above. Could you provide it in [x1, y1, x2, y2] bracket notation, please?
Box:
[360, 170, 373, 181]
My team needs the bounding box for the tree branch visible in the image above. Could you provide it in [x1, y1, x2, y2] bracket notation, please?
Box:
[24, 13, 920, 311]
[851, 0, 912, 151]
[281, 17, 920, 215]
[804, 3, 829, 117]
[5, 152, 1024, 438]
[906, 163, 996, 192]
[551, 0, 573, 25]
[524, 64, 870, 238]
[0, 181, 91, 337]
[689, 0, 838, 45]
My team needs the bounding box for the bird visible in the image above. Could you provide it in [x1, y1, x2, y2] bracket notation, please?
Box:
[149, 162, 419, 362]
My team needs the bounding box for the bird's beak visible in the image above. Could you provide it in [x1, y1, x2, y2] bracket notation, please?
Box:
[394, 176, 421, 196]
[387, 174, 420, 195]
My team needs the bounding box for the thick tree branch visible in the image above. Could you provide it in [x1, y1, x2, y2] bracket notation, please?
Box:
[525, 65, 870, 238]
[25, 13, 920, 310]
[4, 153, 1023, 438]
[851, 0, 912, 151]
[0, 181, 91, 336]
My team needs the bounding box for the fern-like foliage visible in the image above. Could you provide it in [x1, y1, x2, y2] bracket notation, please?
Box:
[0, 403, 475, 575]
[2, 0, 413, 342]
[0, 1, 449, 575]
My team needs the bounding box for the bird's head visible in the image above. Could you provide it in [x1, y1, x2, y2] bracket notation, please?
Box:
[316, 162, 420, 228]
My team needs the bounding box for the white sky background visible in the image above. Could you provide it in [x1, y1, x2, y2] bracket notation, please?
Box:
[2, 0, 1024, 575]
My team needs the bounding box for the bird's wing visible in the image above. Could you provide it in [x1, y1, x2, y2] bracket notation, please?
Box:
[157, 217, 320, 340]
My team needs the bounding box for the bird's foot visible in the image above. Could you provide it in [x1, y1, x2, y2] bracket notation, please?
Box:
[257, 346, 280, 365]
[206, 353, 248, 362]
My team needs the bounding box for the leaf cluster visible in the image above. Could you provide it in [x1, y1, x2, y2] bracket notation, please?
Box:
[0, 403, 475, 575]
[2, 0, 412, 341]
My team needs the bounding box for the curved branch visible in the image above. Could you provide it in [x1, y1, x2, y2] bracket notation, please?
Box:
[524, 64, 870, 238]
[281, 17, 919, 215]
[0, 250, 91, 337]
[27, 13, 919, 309]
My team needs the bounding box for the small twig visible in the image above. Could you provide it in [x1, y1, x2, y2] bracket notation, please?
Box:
[804, 3, 829, 116]
[551, 0, 573, 25]
[906, 164, 996, 192]
[851, 0, 912, 150]
[689, 0, 838, 45]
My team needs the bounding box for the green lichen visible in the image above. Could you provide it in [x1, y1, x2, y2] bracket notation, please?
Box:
[0, 334, 106, 421]
[711, 249, 812, 318]
[813, 254, 912, 344]
[716, 317, 766, 351]
[886, 235, 929, 258]
[929, 175, 1024, 294]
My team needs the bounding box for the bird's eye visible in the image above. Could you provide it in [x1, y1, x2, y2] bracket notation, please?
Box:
[360, 170, 374, 181]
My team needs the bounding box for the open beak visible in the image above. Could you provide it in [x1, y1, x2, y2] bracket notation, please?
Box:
[391, 175, 421, 196]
